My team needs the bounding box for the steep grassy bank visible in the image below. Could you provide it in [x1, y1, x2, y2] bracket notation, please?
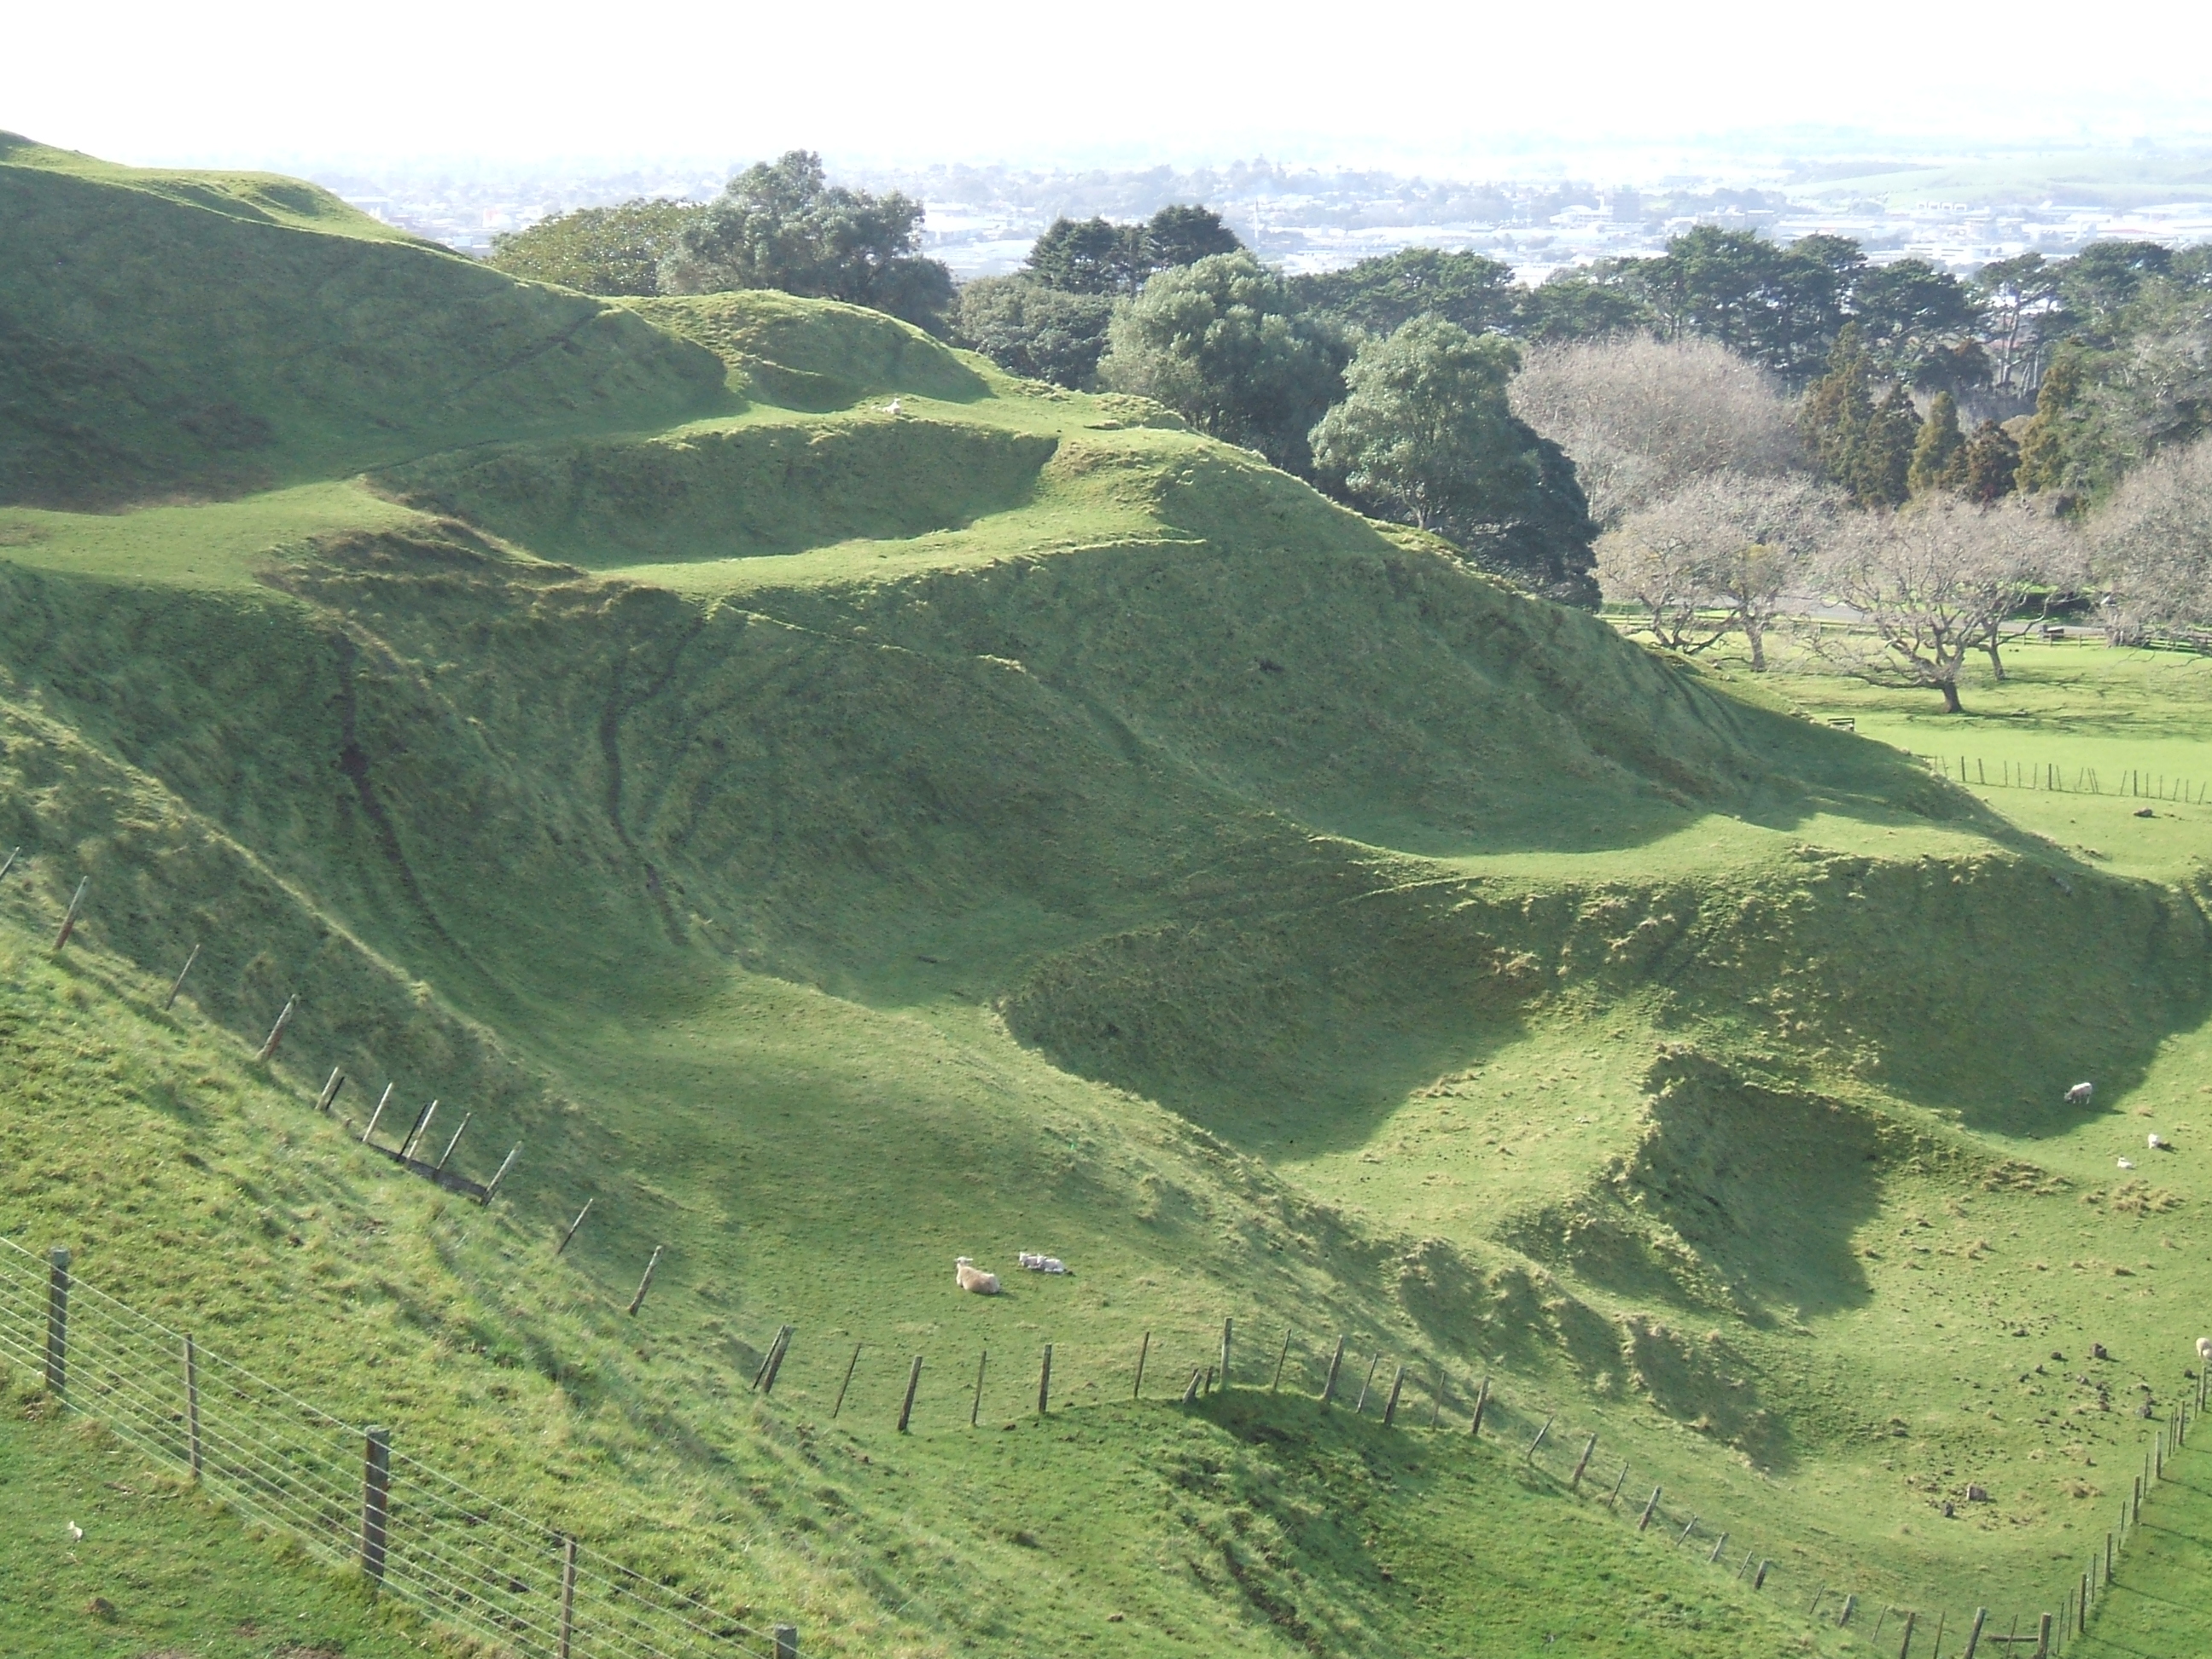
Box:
[8, 143, 2212, 1654]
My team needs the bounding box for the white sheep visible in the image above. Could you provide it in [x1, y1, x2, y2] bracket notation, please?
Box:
[2066, 1082, 2094, 1105]
[883, 398, 904, 416]
[2195, 1336, 2212, 1365]
[1018, 1252, 1069, 1274]
[2151, 1133, 2168, 1150]
[2118, 1157, 2136, 1171]
[954, 1256, 1000, 1295]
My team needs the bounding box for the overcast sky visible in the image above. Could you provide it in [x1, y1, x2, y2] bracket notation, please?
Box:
[8, 0, 2211, 174]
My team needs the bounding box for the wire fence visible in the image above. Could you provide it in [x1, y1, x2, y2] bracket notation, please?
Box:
[8, 1225, 2191, 1657]
[1918, 754, 2209, 804]
[0, 1236, 793, 1659]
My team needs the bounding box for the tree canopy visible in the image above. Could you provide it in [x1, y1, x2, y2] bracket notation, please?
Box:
[952, 276, 1114, 389]
[1310, 317, 1598, 602]
[1022, 206, 1242, 296]
[1290, 248, 1518, 338]
[486, 201, 699, 297]
[661, 151, 955, 335]
[1097, 253, 1348, 474]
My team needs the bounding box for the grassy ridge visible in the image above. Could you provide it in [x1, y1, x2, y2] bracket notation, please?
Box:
[7, 143, 2212, 1654]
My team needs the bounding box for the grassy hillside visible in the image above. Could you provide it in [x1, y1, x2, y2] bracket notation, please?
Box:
[5, 143, 2212, 1656]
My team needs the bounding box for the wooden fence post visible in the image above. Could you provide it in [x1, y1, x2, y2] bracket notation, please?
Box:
[1897, 1610, 1916, 1658]
[1470, 1374, 1491, 1436]
[557, 1535, 577, 1659]
[166, 944, 201, 1011]
[626, 1245, 662, 1316]
[832, 1344, 860, 1419]
[1182, 1367, 1202, 1404]
[314, 1067, 346, 1113]
[399, 1099, 437, 1161]
[1527, 1413, 1553, 1461]
[898, 1356, 923, 1432]
[183, 1333, 201, 1481]
[761, 1324, 794, 1394]
[361, 1428, 391, 1582]
[1038, 1343, 1053, 1414]
[1382, 1365, 1406, 1428]
[1677, 1515, 1698, 1548]
[1608, 1464, 1629, 1507]
[257, 995, 298, 1062]
[1570, 1433, 1598, 1489]
[52, 877, 86, 952]
[361, 1083, 393, 1145]
[752, 1325, 791, 1391]
[971, 1350, 987, 1428]
[1707, 1530, 1727, 1563]
[481, 1144, 521, 1203]
[44, 1247, 69, 1397]
[1753, 1560, 1770, 1590]
[2036, 1611, 2052, 1656]
[1354, 1353, 1380, 1414]
[1322, 1336, 1347, 1405]
[1272, 1328, 1292, 1394]
[1133, 1330, 1150, 1399]
[1961, 1606, 1987, 1658]
[775, 1625, 799, 1659]
[1637, 1486, 1662, 1531]
[556, 1199, 593, 1255]
[434, 1113, 470, 1171]
[1220, 1318, 1232, 1390]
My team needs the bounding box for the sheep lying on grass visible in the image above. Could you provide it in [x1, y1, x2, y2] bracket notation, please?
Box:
[955, 1256, 1000, 1295]
[2067, 1082, 2094, 1106]
[1018, 1252, 1068, 1274]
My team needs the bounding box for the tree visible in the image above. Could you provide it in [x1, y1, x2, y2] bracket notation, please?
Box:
[1620, 227, 1855, 380]
[661, 151, 955, 335]
[1974, 253, 2062, 394]
[1308, 317, 1598, 600]
[1024, 216, 1145, 294]
[1097, 253, 1348, 475]
[1851, 257, 1976, 370]
[953, 276, 1114, 388]
[1598, 475, 1832, 667]
[1807, 498, 2065, 711]
[1908, 393, 1968, 496]
[1024, 206, 1243, 296]
[2016, 350, 2085, 496]
[487, 200, 699, 296]
[2092, 434, 2212, 641]
[1509, 334, 1803, 527]
[1853, 386, 1919, 507]
[1962, 420, 2021, 503]
[1512, 270, 1653, 343]
[1292, 247, 1519, 338]
[1799, 325, 1877, 486]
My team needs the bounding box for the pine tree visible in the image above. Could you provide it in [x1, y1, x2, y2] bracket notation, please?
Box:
[1799, 324, 1875, 483]
[1962, 420, 2021, 503]
[1907, 392, 1968, 495]
[1852, 385, 1919, 507]
[2016, 352, 2082, 495]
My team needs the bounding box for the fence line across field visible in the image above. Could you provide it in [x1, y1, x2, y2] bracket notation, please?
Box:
[0, 1237, 794, 1659]
[11, 1233, 2178, 1656]
[1918, 754, 2209, 804]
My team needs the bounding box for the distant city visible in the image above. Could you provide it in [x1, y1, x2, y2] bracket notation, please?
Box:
[313, 148, 2212, 279]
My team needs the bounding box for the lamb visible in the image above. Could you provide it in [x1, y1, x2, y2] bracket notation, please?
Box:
[1018, 1252, 1069, 1274]
[2066, 1082, 2094, 1105]
[954, 1256, 1000, 1295]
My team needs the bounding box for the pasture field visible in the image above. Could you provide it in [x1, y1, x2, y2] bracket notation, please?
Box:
[8, 138, 2212, 1656]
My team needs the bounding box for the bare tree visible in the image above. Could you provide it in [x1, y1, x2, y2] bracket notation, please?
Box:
[1598, 476, 1836, 667]
[1806, 498, 2070, 713]
[1511, 335, 1806, 527]
[2093, 434, 2212, 642]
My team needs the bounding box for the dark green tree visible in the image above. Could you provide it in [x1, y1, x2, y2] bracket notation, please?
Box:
[1024, 216, 1146, 294]
[1143, 205, 1242, 271]
[953, 276, 1113, 388]
[1962, 420, 2021, 503]
[1513, 269, 1654, 342]
[2017, 350, 2085, 495]
[1800, 325, 1877, 483]
[1852, 257, 1976, 368]
[1308, 317, 1598, 602]
[1908, 392, 1968, 495]
[1291, 247, 1519, 337]
[487, 200, 699, 296]
[661, 151, 955, 335]
[1854, 385, 1920, 507]
[1097, 253, 1348, 474]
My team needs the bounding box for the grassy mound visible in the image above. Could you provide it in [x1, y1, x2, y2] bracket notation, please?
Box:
[0, 135, 726, 509]
[9, 143, 2212, 1655]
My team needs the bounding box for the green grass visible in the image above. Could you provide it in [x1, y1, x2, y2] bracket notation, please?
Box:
[2075, 1432, 2212, 1656]
[0, 1380, 422, 1658]
[10, 141, 2212, 1656]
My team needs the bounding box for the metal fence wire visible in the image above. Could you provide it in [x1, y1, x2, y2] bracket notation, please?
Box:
[0, 1237, 788, 1659]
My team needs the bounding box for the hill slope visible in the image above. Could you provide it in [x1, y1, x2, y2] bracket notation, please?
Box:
[3, 143, 2211, 1656]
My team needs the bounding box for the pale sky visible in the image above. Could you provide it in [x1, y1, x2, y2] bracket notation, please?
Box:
[7, 0, 2211, 173]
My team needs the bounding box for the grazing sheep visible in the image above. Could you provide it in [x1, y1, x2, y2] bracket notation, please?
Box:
[2151, 1133, 2169, 1150]
[2066, 1082, 2094, 1105]
[1018, 1252, 1068, 1274]
[2196, 1336, 2212, 1365]
[954, 1256, 1000, 1295]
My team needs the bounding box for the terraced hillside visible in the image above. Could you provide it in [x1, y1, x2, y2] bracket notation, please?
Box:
[4, 136, 2211, 1656]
